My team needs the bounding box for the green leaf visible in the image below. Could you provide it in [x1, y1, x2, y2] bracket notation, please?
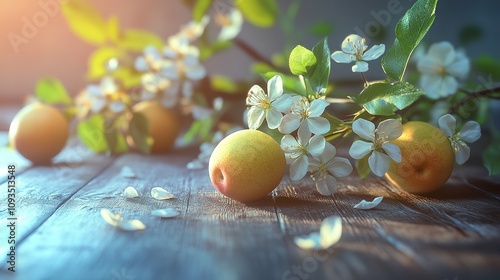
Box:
[382, 0, 438, 81]
[310, 38, 331, 95]
[129, 112, 151, 154]
[199, 40, 233, 60]
[354, 82, 424, 116]
[77, 114, 108, 153]
[61, 0, 107, 45]
[210, 75, 239, 94]
[35, 78, 72, 105]
[483, 132, 500, 176]
[289, 45, 317, 76]
[236, 0, 278, 28]
[106, 15, 120, 43]
[193, 0, 213, 22]
[356, 156, 371, 179]
[183, 118, 214, 143]
[310, 21, 334, 37]
[103, 118, 128, 155]
[117, 29, 164, 52]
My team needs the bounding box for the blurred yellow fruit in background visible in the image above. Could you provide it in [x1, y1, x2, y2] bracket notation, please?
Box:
[9, 102, 69, 164]
[385, 121, 454, 194]
[133, 101, 180, 153]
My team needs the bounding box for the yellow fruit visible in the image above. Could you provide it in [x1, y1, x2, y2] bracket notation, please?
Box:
[385, 121, 454, 194]
[208, 129, 286, 202]
[9, 102, 69, 164]
[133, 101, 180, 154]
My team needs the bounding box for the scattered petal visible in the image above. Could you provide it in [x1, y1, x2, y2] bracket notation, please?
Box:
[294, 216, 342, 250]
[117, 219, 146, 231]
[151, 187, 174, 200]
[123, 186, 139, 199]
[354, 196, 383, 210]
[120, 166, 137, 178]
[100, 208, 122, 227]
[151, 208, 180, 218]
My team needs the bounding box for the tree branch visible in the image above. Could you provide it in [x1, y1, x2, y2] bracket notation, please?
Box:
[448, 85, 500, 114]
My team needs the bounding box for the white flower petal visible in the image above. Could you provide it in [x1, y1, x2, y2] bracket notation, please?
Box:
[186, 159, 204, 169]
[327, 157, 353, 177]
[272, 94, 294, 113]
[290, 156, 309, 181]
[307, 117, 330, 135]
[278, 113, 301, 134]
[377, 119, 402, 140]
[362, 44, 385, 61]
[267, 75, 284, 101]
[331, 51, 354, 63]
[308, 98, 329, 117]
[297, 122, 312, 145]
[427, 41, 456, 66]
[440, 76, 459, 97]
[454, 142, 470, 165]
[354, 196, 383, 210]
[341, 34, 364, 54]
[447, 55, 470, 80]
[151, 187, 174, 200]
[459, 121, 481, 143]
[186, 64, 206, 80]
[280, 135, 300, 154]
[352, 119, 375, 141]
[438, 114, 456, 137]
[123, 186, 139, 199]
[308, 135, 326, 157]
[117, 219, 146, 231]
[352, 61, 369, 72]
[120, 166, 137, 178]
[246, 85, 266, 106]
[319, 216, 342, 248]
[420, 74, 444, 99]
[266, 108, 283, 129]
[151, 208, 180, 218]
[368, 151, 390, 177]
[294, 232, 322, 250]
[247, 106, 266, 129]
[317, 142, 336, 163]
[316, 174, 338, 196]
[382, 142, 402, 163]
[349, 140, 372, 159]
[134, 57, 149, 72]
[100, 208, 122, 227]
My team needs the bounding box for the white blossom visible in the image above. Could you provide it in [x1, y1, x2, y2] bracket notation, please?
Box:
[417, 41, 470, 99]
[279, 96, 330, 135]
[215, 8, 243, 41]
[438, 114, 481, 165]
[348, 118, 402, 177]
[308, 143, 353, 195]
[281, 123, 325, 181]
[246, 76, 293, 129]
[331, 34, 385, 72]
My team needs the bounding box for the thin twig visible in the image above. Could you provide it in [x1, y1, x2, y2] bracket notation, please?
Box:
[233, 38, 287, 72]
[448, 85, 500, 114]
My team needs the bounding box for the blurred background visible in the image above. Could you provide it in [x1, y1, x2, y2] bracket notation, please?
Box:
[0, 0, 499, 129]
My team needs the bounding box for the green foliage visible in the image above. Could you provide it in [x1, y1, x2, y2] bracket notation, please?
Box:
[474, 55, 500, 80]
[310, 22, 334, 37]
[103, 118, 128, 155]
[353, 82, 425, 116]
[382, 0, 438, 81]
[61, 0, 108, 45]
[129, 112, 151, 154]
[77, 114, 108, 153]
[184, 117, 214, 143]
[210, 75, 240, 94]
[236, 0, 278, 28]
[458, 24, 483, 45]
[193, 0, 213, 22]
[116, 29, 164, 52]
[310, 38, 331, 95]
[288, 45, 317, 76]
[356, 156, 371, 180]
[483, 134, 500, 176]
[35, 78, 72, 105]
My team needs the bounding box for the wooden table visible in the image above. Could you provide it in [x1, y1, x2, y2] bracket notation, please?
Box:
[0, 131, 499, 280]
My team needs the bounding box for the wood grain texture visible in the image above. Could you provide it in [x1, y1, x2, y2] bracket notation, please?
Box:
[0, 145, 499, 280]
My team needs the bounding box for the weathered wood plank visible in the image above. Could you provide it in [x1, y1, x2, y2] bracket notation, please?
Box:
[2, 150, 295, 280]
[0, 132, 31, 183]
[0, 141, 114, 267]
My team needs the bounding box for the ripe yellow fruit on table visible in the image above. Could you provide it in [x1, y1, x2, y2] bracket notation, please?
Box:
[9, 102, 69, 164]
[385, 121, 454, 194]
[133, 101, 180, 154]
[209, 129, 286, 202]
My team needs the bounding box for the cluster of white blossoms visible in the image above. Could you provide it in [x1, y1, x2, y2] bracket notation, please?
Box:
[134, 16, 209, 111]
[76, 76, 128, 118]
[416, 41, 470, 99]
